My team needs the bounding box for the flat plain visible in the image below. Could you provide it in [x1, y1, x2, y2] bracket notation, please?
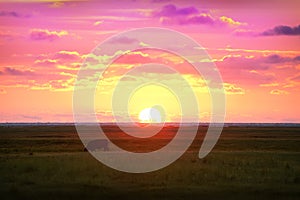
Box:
[0, 124, 299, 200]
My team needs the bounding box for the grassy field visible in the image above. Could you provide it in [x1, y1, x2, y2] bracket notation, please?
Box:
[0, 124, 300, 199]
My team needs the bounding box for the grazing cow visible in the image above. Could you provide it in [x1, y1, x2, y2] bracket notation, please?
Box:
[84, 139, 109, 152]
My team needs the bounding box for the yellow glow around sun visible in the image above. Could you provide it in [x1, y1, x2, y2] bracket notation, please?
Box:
[94, 71, 212, 122]
[128, 84, 180, 122]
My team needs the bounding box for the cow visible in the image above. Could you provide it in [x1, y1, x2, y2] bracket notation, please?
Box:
[84, 139, 109, 152]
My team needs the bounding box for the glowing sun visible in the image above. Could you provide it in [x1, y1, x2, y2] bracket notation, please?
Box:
[138, 107, 162, 123]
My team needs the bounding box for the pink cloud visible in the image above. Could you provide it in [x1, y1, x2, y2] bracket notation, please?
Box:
[217, 54, 300, 73]
[20, 115, 42, 120]
[33, 51, 83, 70]
[216, 56, 277, 85]
[0, 31, 20, 41]
[0, 71, 74, 91]
[53, 51, 82, 60]
[108, 36, 139, 44]
[34, 59, 57, 67]
[111, 51, 155, 65]
[217, 56, 269, 71]
[233, 29, 257, 37]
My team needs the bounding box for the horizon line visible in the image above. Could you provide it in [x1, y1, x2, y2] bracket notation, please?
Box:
[1, 122, 299, 124]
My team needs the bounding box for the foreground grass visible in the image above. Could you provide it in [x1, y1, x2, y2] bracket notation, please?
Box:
[0, 125, 300, 199]
[1, 152, 300, 200]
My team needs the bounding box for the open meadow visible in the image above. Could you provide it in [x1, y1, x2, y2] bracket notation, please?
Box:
[0, 124, 300, 200]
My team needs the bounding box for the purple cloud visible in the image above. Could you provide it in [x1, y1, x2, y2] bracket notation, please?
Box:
[181, 15, 214, 25]
[30, 29, 68, 41]
[219, 54, 300, 72]
[261, 25, 300, 36]
[290, 75, 300, 82]
[0, 67, 35, 76]
[153, 4, 243, 27]
[264, 54, 300, 64]
[154, 4, 199, 17]
[0, 11, 30, 18]
[265, 54, 289, 63]
[0, 88, 6, 94]
[294, 56, 300, 62]
[155, 4, 214, 26]
[151, 0, 171, 3]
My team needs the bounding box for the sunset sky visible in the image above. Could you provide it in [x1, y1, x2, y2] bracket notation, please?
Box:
[0, 0, 299, 123]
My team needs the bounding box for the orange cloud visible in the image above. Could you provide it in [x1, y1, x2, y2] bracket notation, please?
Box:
[0, 88, 7, 94]
[259, 82, 280, 87]
[93, 20, 103, 26]
[270, 89, 289, 95]
[48, 1, 65, 8]
[224, 83, 245, 95]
